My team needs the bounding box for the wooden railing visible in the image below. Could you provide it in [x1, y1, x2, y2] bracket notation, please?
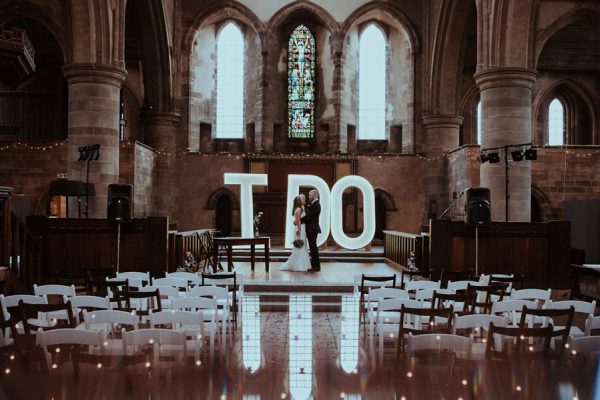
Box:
[570, 264, 600, 302]
[383, 230, 429, 270]
[168, 229, 214, 273]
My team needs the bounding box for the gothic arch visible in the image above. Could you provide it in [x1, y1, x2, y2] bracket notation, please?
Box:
[535, 8, 600, 66]
[458, 84, 481, 145]
[268, 1, 339, 36]
[182, 1, 265, 57]
[342, 1, 420, 55]
[531, 185, 554, 222]
[206, 188, 239, 210]
[533, 79, 598, 145]
[374, 188, 397, 211]
[0, 1, 68, 63]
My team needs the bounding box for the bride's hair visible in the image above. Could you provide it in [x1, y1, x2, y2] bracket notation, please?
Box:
[292, 195, 303, 215]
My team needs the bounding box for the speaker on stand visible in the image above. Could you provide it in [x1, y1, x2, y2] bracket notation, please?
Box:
[465, 187, 491, 276]
[108, 184, 132, 273]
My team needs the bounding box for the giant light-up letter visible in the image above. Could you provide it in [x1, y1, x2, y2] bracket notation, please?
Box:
[285, 175, 330, 248]
[330, 175, 376, 250]
[224, 173, 268, 238]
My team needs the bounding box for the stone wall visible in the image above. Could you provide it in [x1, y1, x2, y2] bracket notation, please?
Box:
[119, 141, 156, 218]
[446, 145, 481, 220]
[0, 141, 68, 213]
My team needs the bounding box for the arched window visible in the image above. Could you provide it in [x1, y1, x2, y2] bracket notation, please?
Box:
[358, 24, 386, 140]
[288, 25, 316, 139]
[476, 100, 482, 145]
[216, 22, 244, 138]
[548, 98, 565, 145]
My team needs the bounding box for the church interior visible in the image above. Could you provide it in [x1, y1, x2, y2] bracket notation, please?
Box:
[1, 0, 600, 398]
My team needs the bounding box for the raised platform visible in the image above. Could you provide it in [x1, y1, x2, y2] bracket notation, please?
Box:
[226, 245, 385, 263]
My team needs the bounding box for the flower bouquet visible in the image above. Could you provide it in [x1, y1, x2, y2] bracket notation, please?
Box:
[293, 239, 305, 249]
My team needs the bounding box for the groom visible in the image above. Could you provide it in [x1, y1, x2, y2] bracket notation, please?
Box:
[301, 189, 321, 271]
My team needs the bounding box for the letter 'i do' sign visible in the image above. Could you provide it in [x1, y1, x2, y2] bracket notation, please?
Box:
[224, 173, 376, 250]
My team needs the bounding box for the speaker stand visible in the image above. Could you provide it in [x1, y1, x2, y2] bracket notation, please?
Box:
[475, 226, 479, 277]
[116, 223, 121, 274]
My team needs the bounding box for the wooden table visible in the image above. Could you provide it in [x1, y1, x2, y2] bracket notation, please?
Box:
[213, 237, 271, 272]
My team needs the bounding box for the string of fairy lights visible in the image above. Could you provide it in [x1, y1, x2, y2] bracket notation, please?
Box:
[1, 139, 600, 162]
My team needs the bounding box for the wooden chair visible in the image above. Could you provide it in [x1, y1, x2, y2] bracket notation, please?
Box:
[397, 305, 454, 357]
[518, 305, 575, 359]
[82, 266, 115, 296]
[440, 269, 474, 288]
[104, 279, 130, 310]
[490, 274, 525, 291]
[486, 322, 554, 359]
[123, 289, 162, 320]
[432, 291, 477, 315]
[466, 282, 508, 314]
[358, 274, 397, 324]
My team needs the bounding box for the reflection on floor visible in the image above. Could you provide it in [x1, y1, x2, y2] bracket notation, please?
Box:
[0, 292, 597, 399]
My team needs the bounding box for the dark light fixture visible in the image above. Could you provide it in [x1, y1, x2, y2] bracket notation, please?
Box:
[525, 148, 537, 160]
[488, 152, 500, 163]
[511, 150, 524, 162]
[78, 144, 100, 161]
[480, 152, 490, 163]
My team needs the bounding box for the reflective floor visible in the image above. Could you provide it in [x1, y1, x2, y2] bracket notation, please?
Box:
[0, 293, 598, 399]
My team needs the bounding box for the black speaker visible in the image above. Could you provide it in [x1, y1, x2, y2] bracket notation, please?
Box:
[107, 184, 132, 223]
[465, 187, 491, 225]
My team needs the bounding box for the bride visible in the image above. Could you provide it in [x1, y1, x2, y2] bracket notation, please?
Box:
[279, 194, 312, 272]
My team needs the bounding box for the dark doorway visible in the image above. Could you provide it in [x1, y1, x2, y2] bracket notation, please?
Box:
[375, 196, 387, 240]
[215, 196, 232, 236]
[531, 195, 541, 223]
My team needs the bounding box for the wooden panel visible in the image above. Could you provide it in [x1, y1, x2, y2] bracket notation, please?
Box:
[28, 217, 168, 280]
[429, 219, 570, 288]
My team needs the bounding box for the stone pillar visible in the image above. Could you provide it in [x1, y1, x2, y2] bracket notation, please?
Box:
[63, 63, 127, 218]
[421, 115, 463, 223]
[329, 33, 345, 153]
[475, 67, 536, 222]
[143, 112, 181, 221]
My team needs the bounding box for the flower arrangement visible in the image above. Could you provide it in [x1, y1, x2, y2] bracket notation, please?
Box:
[293, 239, 305, 249]
[253, 211, 264, 237]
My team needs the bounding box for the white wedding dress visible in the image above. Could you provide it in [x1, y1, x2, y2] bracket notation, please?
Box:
[279, 209, 312, 272]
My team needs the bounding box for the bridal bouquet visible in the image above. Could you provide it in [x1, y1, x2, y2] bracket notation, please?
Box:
[293, 239, 305, 249]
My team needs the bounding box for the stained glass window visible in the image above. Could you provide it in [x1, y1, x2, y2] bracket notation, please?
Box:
[548, 98, 564, 145]
[216, 22, 244, 138]
[359, 24, 386, 140]
[288, 25, 315, 139]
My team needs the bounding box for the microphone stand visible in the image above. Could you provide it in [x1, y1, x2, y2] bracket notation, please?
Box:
[438, 191, 465, 220]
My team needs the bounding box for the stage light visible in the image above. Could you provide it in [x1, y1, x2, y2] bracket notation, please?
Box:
[479, 153, 490, 164]
[488, 152, 500, 163]
[525, 148, 537, 160]
[78, 144, 100, 162]
[511, 150, 524, 162]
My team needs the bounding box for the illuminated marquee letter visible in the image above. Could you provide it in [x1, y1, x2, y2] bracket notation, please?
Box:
[330, 175, 376, 250]
[285, 175, 330, 248]
[224, 173, 268, 238]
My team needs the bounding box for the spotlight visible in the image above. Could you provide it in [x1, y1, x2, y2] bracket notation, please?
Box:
[78, 144, 101, 162]
[488, 152, 500, 163]
[511, 150, 524, 162]
[525, 148, 537, 160]
[479, 153, 490, 164]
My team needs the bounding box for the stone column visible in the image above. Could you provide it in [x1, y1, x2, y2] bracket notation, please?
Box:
[475, 67, 536, 222]
[143, 112, 181, 221]
[421, 115, 463, 223]
[63, 63, 127, 218]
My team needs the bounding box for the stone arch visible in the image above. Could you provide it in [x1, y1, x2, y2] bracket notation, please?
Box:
[0, 1, 68, 63]
[535, 8, 600, 67]
[374, 188, 397, 211]
[206, 188, 239, 210]
[531, 185, 554, 222]
[533, 79, 598, 145]
[268, 1, 339, 36]
[341, 1, 420, 55]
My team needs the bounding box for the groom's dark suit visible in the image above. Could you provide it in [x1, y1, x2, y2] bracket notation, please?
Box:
[301, 199, 321, 271]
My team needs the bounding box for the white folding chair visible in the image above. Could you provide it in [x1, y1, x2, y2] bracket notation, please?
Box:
[376, 298, 422, 360]
[404, 280, 441, 293]
[568, 336, 600, 359]
[491, 299, 539, 326]
[34, 284, 76, 298]
[69, 295, 111, 325]
[37, 328, 106, 369]
[149, 310, 205, 362]
[122, 328, 186, 366]
[1, 294, 48, 333]
[365, 288, 409, 338]
[140, 285, 179, 310]
[447, 280, 479, 292]
[584, 315, 600, 336]
[83, 309, 138, 354]
[545, 300, 597, 338]
[152, 278, 189, 291]
[115, 272, 151, 288]
[172, 297, 219, 353]
[165, 271, 201, 286]
[188, 286, 230, 342]
[510, 288, 552, 302]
